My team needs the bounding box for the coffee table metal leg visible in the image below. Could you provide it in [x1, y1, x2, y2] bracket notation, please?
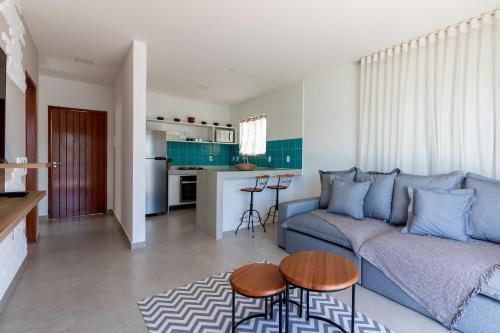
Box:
[351, 284, 356, 333]
[299, 288, 303, 318]
[279, 292, 283, 333]
[270, 296, 274, 320]
[232, 290, 236, 332]
[265, 297, 268, 319]
[285, 283, 289, 333]
[306, 290, 310, 321]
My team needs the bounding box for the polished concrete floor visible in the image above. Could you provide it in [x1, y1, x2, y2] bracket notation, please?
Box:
[0, 209, 447, 333]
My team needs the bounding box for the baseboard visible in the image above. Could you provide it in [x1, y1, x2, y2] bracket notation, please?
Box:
[130, 241, 146, 249]
[110, 210, 146, 250]
[0, 258, 27, 314]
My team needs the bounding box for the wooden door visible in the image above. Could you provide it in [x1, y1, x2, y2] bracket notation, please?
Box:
[48, 106, 107, 219]
[25, 73, 37, 242]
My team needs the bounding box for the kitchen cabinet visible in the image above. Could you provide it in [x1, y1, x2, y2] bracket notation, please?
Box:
[168, 175, 181, 206]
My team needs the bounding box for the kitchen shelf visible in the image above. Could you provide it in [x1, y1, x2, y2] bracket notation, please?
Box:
[147, 118, 234, 130]
[147, 118, 236, 144]
[0, 162, 56, 169]
[166, 140, 236, 145]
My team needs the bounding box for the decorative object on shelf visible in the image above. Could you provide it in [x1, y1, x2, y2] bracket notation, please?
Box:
[156, 116, 164, 121]
[0, 191, 27, 197]
[226, 123, 232, 127]
[213, 122, 220, 126]
[201, 121, 207, 125]
[4, 157, 26, 191]
[0, 0, 26, 92]
[187, 117, 195, 123]
[174, 118, 181, 122]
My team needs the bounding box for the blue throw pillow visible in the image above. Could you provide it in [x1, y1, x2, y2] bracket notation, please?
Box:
[390, 171, 465, 225]
[401, 188, 476, 242]
[326, 179, 371, 220]
[355, 169, 400, 221]
[318, 168, 357, 208]
[464, 173, 500, 244]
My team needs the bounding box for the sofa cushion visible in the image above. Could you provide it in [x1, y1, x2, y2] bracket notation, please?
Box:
[327, 180, 371, 220]
[285, 212, 352, 249]
[390, 171, 465, 225]
[464, 173, 500, 244]
[319, 168, 357, 208]
[401, 188, 476, 242]
[482, 269, 500, 302]
[355, 169, 400, 221]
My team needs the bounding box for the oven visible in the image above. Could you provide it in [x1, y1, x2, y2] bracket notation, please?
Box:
[180, 175, 197, 203]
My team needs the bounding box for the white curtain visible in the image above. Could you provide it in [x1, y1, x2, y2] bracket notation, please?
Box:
[359, 10, 500, 178]
[239, 115, 267, 156]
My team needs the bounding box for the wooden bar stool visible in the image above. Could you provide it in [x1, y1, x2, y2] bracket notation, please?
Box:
[265, 174, 294, 225]
[235, 175, 270, 238]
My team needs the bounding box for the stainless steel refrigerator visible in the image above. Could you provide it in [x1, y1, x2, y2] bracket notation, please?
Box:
[145, 130, 168, 215]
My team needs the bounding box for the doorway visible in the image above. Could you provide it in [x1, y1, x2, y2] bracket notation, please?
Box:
[48, 106, 107, 219]
[25, 72, 37, 242]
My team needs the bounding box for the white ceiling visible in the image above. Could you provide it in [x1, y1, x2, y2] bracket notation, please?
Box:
[20, 0, 500, 105]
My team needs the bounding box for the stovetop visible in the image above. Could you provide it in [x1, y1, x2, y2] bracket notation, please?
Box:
[176, 166, 206, 170]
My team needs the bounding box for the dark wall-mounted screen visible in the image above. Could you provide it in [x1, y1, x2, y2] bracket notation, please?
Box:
[0, 47, 5, 161]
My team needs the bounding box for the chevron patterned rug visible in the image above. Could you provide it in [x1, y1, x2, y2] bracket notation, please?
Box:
[137, 270, 393, 333]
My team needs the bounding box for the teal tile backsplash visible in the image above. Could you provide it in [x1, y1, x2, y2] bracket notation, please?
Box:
[230, 138, 302, 169]
[167, 142, 231, 166]
[167, 138, 302, 169]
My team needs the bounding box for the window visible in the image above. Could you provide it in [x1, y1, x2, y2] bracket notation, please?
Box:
[239, 115, 267, 156]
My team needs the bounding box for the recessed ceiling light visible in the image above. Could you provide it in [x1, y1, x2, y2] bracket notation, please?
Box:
[74, 57, 94, 65]
[195, 84, 209, 90]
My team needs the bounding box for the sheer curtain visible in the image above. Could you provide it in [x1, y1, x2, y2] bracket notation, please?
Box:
[359, 10, 500, 178]
[239, 115, 267, 156]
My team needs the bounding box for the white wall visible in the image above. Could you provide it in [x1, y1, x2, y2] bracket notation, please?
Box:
[37, 76, 114, 216]
[295, 63, 359, 198]
[0, 14, 39, 305]
[113, 41, 147, 247]
[148, 91, 230, 124]
[230, 83, 303, 140]
[3, 20, 39, 162]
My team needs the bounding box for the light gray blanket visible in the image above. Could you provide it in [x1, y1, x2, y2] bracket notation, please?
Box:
[310, 210, 394, 252]
[311, 209, 500, 328]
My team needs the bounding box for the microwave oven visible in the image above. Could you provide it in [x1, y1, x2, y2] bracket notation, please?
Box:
[215, 129, 234, 143]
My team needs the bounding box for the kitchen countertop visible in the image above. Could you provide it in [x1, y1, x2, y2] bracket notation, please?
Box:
[169, 166, 301, 176]
[199, 167, 302, 178]
[196, 167, 301, 240]
[168, 169, 200, 176]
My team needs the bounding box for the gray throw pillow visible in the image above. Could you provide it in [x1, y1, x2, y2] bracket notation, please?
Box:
[355, 169, 400, 221]
[464, 173, 500, 244]
[390, 171, 465, 225]
[319, 167, 357, 208]
[326, 179, 371, 220]
[401, 188, 476, 242]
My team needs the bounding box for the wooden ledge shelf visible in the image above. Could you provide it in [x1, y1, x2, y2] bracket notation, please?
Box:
[0, 191, 45, 242]
[0, 163, 55, 169]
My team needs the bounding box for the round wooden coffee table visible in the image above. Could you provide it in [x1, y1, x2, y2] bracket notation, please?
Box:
[230, 263, 286, 332]
[279, 251, 359, 333]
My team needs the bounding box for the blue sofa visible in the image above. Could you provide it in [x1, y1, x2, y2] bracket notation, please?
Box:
[278, 191, 500, 333]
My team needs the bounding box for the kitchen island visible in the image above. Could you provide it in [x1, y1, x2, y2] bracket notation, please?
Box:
[196, 167, 301, 240]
